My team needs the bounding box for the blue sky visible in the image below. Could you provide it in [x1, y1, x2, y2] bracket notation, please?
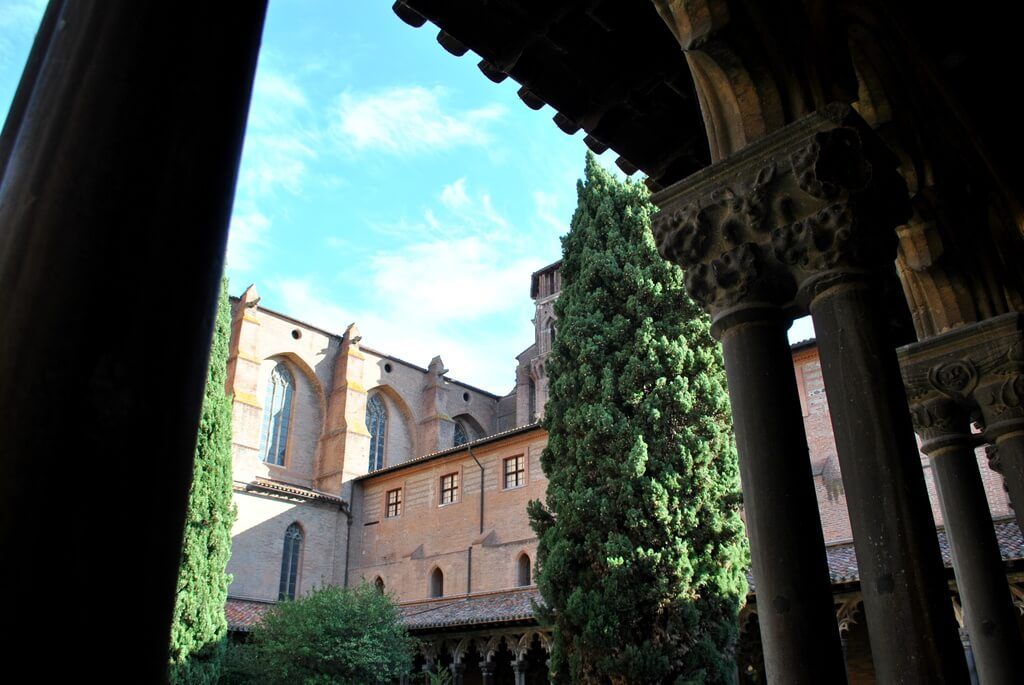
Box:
[0, 0, 812, 394]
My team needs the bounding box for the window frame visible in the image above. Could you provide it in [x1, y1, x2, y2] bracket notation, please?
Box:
[384, 487, 403, 518]
[439, 471, 460, 506]
[502, 454, 527, 490]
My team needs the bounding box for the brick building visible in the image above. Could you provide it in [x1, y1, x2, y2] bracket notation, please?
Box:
[224, 261, 1023, 683]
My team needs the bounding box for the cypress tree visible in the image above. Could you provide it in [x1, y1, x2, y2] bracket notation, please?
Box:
[527, 155, 749, 684]
[169, 278, 237, 683]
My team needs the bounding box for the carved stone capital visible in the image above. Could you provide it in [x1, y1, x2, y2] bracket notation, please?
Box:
[907, 397, 972, 452]
[652, 104, 909, 324]
[898, 312, 1024, 445]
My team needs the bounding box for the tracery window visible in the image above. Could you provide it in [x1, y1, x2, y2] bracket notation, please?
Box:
[278, 523, 303, 601]
[366, 394, 387, 471]
[453, 421, 468, 447]
[260, 362, 294, 466]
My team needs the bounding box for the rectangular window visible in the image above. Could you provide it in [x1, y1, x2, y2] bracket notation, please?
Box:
[440, 473, 459, 505]
[504, 455, 525, 489]
[385, 488, 402, 518]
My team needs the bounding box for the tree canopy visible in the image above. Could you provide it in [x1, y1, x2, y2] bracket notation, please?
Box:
[170, 278, 237, 683]
[221, 583, 416, 685]
[527, 154, 749, 683]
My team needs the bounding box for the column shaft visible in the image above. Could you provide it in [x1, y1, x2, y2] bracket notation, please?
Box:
[719, 311, 847, 684]
[810, 280, 968, 681]
[930, 443, 1022, 683]
[992, 434, 1024, 533]
[0, 1, 267, 680]
[479, 661, 495, 685]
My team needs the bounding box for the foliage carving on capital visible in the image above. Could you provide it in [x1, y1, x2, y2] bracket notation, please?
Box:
[653, 108, 907, 317]
[789, 128, 873, 201]
[927, 359, 979, 399]
[908, 396, 965, 443]
[771, 203, 855, 272]
[975, 373, 1024, 423]
[681, 242, 787, 312]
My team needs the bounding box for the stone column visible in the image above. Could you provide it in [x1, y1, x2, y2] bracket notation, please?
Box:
[899, 320, 1024, 683]
[653, 104, 966, 683]
[512, 658, 528, 685]
[0, 1, 267, 680]
[478, 659, 495, 685]
[790, 117, 968, 681]
[449, 661, 465, 685]
[968, 313, 1024, 533]
[654, 137, 846, 683]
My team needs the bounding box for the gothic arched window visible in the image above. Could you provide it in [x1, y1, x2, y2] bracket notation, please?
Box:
[260, 362, 294, 466]
[430, 567, 444, 598]
[278, 523, 303, 601]
[453, 421, 468, 447]
[366, 394, 387, 471]
[517, 553, 532, 586]
[374, 576, 385, 594]
[545, 318, 556, 351]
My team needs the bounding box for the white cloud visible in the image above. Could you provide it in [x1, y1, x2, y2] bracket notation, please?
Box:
[333, 86, 505, 154]
[271, 277, 353, 333]
[268, 275, 531, 395]
[237, 71, 318, 197]
[440, 178, 470, 211]
[533, 190, 567, 234]
[226, 211, 271, 273]
[370, 236, 541, 323]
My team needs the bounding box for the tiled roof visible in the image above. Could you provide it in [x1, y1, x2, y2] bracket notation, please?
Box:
[241, 478, 345, 506]
[226, 519, 1023, 632]
[400, 588, 543, 631]
[225, 597, 275, 632]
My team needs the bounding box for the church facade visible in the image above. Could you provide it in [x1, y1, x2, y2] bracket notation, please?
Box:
[223, 261, 1023, 683]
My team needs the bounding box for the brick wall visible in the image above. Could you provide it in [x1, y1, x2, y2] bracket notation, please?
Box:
[795, 345, 1012, 544]
[348, 428, 547, 602]
[227, 489, 348, 602]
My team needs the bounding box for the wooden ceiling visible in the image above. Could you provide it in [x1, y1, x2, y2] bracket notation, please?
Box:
[392, 0, 710, 191]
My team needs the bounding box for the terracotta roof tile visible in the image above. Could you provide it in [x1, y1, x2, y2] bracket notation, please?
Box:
[225, 597, 275, 632]
[226, 519, 1023, 631]
[400, 588, 543, 631]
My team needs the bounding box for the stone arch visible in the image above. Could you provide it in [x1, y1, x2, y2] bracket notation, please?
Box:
[428, 565, 444, 598]
[838, 4, 1024, 338]
[267, 351, 326, 419]
[515, 550, 532, 587]
[367, 383, 418, 465]
[373, 575, 384, 594]
[452, 412, 485, 442]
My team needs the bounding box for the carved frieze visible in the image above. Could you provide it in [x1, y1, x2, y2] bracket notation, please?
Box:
[652, 104, 908, 322]
[898, 312, 1024, 448]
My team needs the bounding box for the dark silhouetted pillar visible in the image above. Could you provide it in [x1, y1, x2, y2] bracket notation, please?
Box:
[0, 1, 267, 681]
